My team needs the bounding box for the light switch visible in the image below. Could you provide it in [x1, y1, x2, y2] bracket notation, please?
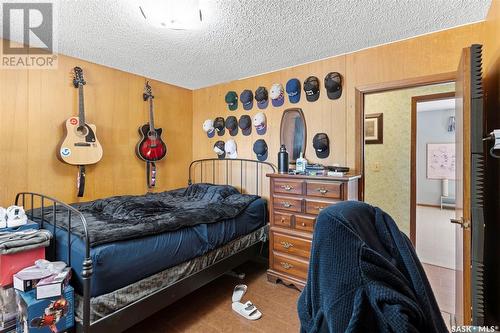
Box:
[373, 162, 381, 172]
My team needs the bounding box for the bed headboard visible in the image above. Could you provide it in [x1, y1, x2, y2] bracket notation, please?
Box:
[188, 158, 276, 197]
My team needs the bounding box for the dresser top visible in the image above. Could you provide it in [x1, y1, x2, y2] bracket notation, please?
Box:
[266, 172, 361, 181]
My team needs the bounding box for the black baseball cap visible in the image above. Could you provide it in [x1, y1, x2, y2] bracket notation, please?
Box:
[225, 116, 238, 136]
[225, 91, 238, 111]
[324, 72, 342, 100]
[214, 117, 225, 136]
[255, 86, 269, 109]
[239, 115, 252, 136]
[253, 139, 268, 161]
[213, 140, 225, 159]
[313, 133, 330, 158]
[304, 76, 320, 102]
[240, 89, 254, 110]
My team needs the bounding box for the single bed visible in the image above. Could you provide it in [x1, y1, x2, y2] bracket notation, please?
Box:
[17, 158, 275, 333]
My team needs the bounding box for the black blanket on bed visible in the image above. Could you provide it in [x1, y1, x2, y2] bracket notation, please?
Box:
[37, 184, 259, 247]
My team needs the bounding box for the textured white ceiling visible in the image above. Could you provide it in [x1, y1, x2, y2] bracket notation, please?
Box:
[1, 0, 491, 89]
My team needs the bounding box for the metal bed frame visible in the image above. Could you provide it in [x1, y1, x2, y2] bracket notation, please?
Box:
[15, 158, 276, 333]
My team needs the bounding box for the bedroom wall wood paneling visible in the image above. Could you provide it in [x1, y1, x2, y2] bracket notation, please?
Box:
[0, 49, 193, 207]
[192, 22, 488, 201]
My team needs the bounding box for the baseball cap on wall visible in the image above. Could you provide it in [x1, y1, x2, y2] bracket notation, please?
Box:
[253, 139, 268, 161]
[286, 78, 301, 103]
[239, 115, 252, 136]
[225, 116, 238, 136]
[253, 112, 267, 135]
[225, 139, 238, 159]
[313, 133, 330, 158]
[304, 76, 320, 102]
[270, 83, 285, 107]
[324, 72, 342, 100]
[203, 119, 215, 138]
[214, 140, 226, 159]
[240, 90, 254, 110]
[214, 117, 225, 136]
[255, 86, 269, 109]
[225, 91, 238, 111]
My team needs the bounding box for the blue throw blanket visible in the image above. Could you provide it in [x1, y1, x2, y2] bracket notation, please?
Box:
[297, 201, 447, 333]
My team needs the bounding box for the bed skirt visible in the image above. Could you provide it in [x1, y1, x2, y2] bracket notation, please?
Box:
[74, 224, 269, 323]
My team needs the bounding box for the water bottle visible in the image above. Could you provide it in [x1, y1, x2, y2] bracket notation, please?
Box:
[278, 145, 289, 174]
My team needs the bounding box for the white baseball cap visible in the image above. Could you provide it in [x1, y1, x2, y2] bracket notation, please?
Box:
[225, 139, 238, 159]
[203, 119, 215, 138]
[270, 83, 284, 107]
[253, 112, 267, 135]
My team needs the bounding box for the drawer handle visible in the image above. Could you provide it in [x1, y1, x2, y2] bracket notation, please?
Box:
[317, 188, 328, 194]
[280, 241, 293, 249]
[280, 217, 287, 224]
[281, 184, 293, 191]
[280, 261, 293, 270]
[301, 222, 306, 227]
[282, 202, 293, 208]
[315, 206, 325, 212]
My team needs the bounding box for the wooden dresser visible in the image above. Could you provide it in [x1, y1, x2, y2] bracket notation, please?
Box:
[266, 173, 360, 289]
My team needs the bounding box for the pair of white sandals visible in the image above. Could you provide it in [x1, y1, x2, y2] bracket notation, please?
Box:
[231, 284, 262, 320]
[0, 206, 28, 229]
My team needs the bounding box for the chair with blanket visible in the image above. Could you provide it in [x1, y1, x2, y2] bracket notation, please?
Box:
[297, 201, 447, 333]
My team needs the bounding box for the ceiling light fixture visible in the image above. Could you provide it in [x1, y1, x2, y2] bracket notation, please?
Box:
[139, 0, 202, 30]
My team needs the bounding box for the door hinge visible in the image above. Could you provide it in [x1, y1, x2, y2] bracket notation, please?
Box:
[450, 217, 471, 229]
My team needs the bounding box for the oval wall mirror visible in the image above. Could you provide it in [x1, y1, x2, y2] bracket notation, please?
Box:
[280, 108, 307, 163]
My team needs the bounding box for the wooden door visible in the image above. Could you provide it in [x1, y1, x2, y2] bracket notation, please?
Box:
[454, 46, 472, 326]
[454, 44, 486, 326]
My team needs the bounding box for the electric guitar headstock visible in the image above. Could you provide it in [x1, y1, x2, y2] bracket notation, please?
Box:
[73, 67, 86, 88]
[143, 81, 154, 101]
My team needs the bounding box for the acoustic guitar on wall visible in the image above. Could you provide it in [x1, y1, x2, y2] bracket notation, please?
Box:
[59, 67, 103, 165]
[136, 81, 167, 162]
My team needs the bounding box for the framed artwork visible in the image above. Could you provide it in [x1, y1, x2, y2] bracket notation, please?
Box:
[365, 113, 383, 144]
[427, 143, 456, 180]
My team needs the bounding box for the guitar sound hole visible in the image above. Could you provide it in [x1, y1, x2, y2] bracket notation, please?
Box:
[76, 125, 88, 137]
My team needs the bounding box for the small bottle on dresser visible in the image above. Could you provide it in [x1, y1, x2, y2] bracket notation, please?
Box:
[296, 152, 308, 173]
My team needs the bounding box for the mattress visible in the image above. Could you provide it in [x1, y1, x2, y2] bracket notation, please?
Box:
[43, 198, 267, 297]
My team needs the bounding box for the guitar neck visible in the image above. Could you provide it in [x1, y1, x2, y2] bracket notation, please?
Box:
[148, 97, 155, 131]
[78, 85, 86, 125]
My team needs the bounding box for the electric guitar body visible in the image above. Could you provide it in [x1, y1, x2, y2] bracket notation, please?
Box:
[136, 81, 167, 162]
[59, 67, 103, 165]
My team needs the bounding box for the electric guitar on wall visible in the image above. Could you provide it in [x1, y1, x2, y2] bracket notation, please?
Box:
[136, 81, 167, 162]
[59, 67, 103, 165]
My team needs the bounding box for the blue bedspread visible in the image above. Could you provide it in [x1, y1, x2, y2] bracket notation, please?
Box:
[44, 198, 267, 297]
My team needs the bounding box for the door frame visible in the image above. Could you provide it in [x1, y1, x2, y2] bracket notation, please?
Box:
[355, 72, 456, 244]
[410, 92, 456, 246]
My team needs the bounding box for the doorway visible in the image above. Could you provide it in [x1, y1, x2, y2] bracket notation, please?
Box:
[359, 78, 457, 328]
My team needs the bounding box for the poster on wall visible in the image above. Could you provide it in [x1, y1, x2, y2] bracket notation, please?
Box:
[427, 143, 456, 180]
[365, 113, 383, 144]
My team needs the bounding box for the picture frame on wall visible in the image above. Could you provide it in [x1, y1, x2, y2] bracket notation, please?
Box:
[426, 143, 456, 180]
[365, 113, 383, 144]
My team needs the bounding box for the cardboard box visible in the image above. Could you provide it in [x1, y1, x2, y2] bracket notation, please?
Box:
[35, 269, 71, 300]
[0, 287, 16, 330]
[16, 286, 74, 333]
[0, 222, 39, 233]
[0, 248, 45, 287]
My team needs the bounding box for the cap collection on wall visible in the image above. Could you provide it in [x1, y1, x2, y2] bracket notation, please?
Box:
[208, 72, 343, 159]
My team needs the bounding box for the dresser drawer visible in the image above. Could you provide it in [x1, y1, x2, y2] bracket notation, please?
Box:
[272, 252, 308, 280]
[273, 179, 303, 195]
[273, 196, 303, 213]
[273, 212, 292, 228]
[305, 199, 336, 215]
[294, 215, 315, 232]
[306, 181, 343, 199]
[273, 233, 311, 259]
